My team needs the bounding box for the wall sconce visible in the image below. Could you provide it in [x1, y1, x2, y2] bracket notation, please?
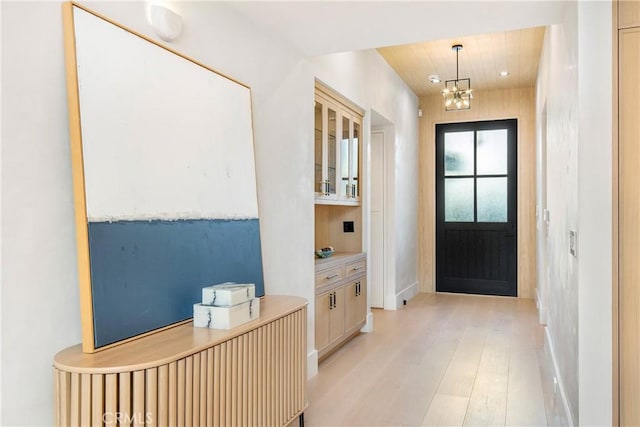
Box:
[149, 4, 183, 42]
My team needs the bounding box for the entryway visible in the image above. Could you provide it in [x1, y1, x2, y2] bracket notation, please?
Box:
[436, 119, 518, 296]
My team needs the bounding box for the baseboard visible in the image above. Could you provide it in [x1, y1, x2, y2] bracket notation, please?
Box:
[536, 288, 548, 325]
[307, 349, 318, 379]
[396, 281, 419, 308]
[544, 327, 576, 426]
[361, 312, 374, 333]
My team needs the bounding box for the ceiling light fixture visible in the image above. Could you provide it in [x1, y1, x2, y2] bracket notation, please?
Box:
[499, 71, 510, 77]
[442, 44, 473, 111]
[428, 74, 441, 83]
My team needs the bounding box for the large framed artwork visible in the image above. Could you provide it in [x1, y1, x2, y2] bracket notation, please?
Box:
[63, 3, 264, 352]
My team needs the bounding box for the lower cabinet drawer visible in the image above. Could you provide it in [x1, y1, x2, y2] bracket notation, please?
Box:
[315, 266, 344, 288]
[345, 259, 366, 278]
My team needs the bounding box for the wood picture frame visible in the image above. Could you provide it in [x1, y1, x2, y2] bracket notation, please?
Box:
[62, 2, 265, 353]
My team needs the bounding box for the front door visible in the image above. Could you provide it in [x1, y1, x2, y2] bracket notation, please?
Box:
[435, 119, 518, 296]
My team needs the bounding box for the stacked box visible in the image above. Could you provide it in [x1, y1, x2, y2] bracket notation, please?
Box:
[193, 282, 260, 330]
[202, 282, 256, 306]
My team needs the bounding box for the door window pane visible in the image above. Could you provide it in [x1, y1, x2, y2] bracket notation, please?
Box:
[444, 131, 474, 176]
[445, 178, 474, 222]
[477, 177, 508, 222]
[477, 129, 508, 175]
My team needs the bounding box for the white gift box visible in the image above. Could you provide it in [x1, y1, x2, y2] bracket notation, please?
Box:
[202, 282, 256, 307]
[193, 298, 260, 329]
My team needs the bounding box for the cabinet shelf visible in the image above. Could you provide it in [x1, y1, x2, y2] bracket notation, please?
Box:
[314, 198, 360, 207]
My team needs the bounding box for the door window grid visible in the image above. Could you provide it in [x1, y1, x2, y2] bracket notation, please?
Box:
[444, 129, 509, 223]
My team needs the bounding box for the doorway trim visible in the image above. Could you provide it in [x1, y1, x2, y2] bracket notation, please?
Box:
[435, 118, 518, 296]
[370, 110, 395, 310]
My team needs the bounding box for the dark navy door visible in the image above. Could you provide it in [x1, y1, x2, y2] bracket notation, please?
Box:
[435, 119, 518, 296]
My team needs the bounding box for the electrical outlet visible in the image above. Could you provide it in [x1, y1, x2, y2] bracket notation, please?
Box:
[569, 230, 577, 257]
[343, 221, 354, 233]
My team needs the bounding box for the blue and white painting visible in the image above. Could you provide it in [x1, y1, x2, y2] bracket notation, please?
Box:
[73, 7, 264, 348]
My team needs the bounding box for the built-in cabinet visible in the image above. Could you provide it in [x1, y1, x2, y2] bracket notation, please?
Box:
[616, 1, 640, 424]
[313, 82, 367, 362]
[315, 253, 367, 360]
[314, 85, 363, 205]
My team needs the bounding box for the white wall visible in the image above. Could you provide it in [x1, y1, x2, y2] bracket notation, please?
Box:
[2, 4, 83, 426]
[0, 2, 5, 422]
[1, 2, 418, 424]
[536, 0, 613, 424]
[536, 3, 580, 422]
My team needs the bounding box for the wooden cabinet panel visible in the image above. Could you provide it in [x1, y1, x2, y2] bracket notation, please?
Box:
[316, 287, 347, 354]
[356, 277, 367, 326]
[344, 277, 367, 336]
[315, 292, 331, 351]
[330, 287, 345, 345]
[619, 26, 640, 427]
[619, 0, 640, 28]
[344, 281, 360, 335]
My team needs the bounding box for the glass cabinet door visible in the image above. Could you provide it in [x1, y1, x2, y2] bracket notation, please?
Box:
[314, 87, 362, 204]
[314, 98, 337, 198]
[327, 107, 337, 196]
[339, 113, 361, 200]
[341, 115, 350, 197]
[352, 120, 360, 198]
[314, 100, 323, 194]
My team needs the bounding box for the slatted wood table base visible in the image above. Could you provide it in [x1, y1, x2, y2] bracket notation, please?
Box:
[53, 296, 308, 427]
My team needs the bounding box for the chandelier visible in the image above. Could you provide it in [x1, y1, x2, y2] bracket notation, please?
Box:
[442, 44, 473, 111]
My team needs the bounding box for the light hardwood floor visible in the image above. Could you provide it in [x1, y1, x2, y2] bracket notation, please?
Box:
[306, 293, 569, 426]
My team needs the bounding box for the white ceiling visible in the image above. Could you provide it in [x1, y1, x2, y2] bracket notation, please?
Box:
[229, 1, 566, 57]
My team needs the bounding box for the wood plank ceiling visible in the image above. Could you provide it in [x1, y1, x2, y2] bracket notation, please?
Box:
[377, 27, 545, 97]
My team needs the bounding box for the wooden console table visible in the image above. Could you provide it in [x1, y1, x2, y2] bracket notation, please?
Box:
[53, 295, 308, 426]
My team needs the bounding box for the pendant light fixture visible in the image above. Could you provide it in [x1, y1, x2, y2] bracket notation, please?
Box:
[442, 44, 473, 111]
